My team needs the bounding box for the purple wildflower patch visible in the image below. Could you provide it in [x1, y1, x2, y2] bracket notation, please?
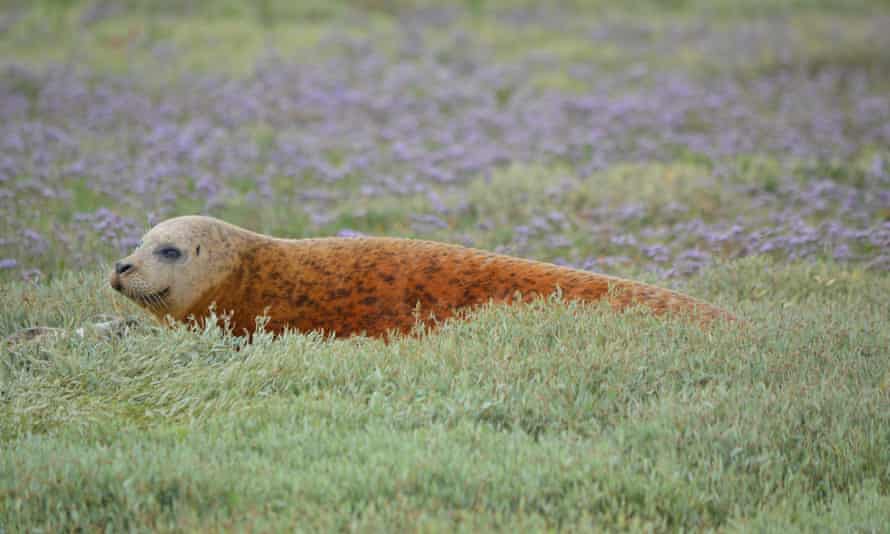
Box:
[1, 6, 889, 280]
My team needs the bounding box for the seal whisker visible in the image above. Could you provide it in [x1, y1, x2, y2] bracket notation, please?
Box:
[155, 292, 168, 311]
[142, 293, 158, 313]
[148, 293, 161, 312]
[132, 289, 168, 314]
[154, 292, 168, 312]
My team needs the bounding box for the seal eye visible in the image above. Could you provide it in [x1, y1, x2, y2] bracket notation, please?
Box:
[157, 246, 182, 261]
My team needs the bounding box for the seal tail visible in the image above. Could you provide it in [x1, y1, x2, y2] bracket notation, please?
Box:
[593, 276, 737, 325]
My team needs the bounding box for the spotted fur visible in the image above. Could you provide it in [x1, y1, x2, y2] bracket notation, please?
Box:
[112, 216, 737, 338]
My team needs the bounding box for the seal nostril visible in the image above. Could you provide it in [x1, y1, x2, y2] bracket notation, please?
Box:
[115, 262, 134, 275]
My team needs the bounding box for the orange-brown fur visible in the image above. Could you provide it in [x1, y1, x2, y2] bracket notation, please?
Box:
[179, 235, 735, 338]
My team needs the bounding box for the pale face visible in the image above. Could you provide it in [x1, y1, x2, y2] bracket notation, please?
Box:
[110, 216, 243, 320]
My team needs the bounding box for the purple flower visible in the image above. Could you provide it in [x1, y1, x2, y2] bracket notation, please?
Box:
[1, 19, 889, 280]
[337, 229, 365, 238]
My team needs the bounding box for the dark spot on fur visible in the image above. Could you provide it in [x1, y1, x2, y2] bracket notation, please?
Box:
[361, 296, 378, 306]
[329, 288, 352, 300]
[356, 282, 375, 294]
[423, 261, 442, 276]
[381, 274, 395, 283]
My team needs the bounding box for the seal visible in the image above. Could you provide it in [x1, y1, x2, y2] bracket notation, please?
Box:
[110, 216, 736, 338]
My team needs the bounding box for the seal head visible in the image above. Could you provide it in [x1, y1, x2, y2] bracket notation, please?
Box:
[110, 216, 252, 322]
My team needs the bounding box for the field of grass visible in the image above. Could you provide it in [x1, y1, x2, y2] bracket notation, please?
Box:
[2, 0, 890, 531]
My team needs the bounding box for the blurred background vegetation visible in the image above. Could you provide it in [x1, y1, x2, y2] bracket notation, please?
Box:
[1, 0, 888, 282]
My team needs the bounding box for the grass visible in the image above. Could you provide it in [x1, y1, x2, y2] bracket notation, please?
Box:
[2, 258, 890, 530]
[4, 0, 890, 80]
[3, 0, 890, 530]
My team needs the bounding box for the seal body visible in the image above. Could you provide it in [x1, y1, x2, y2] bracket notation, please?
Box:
[111, 216, 735, 338]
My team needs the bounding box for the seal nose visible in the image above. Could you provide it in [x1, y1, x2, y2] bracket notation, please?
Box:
[115, 262, 134, 275]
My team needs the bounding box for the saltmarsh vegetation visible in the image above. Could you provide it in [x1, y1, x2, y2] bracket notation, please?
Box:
[2, 0, 890, 530]
[3, 260, 890, 530]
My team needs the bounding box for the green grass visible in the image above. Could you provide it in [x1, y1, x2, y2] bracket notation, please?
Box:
[4, 0, 889, 80]
[2, 258, 890, 530]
